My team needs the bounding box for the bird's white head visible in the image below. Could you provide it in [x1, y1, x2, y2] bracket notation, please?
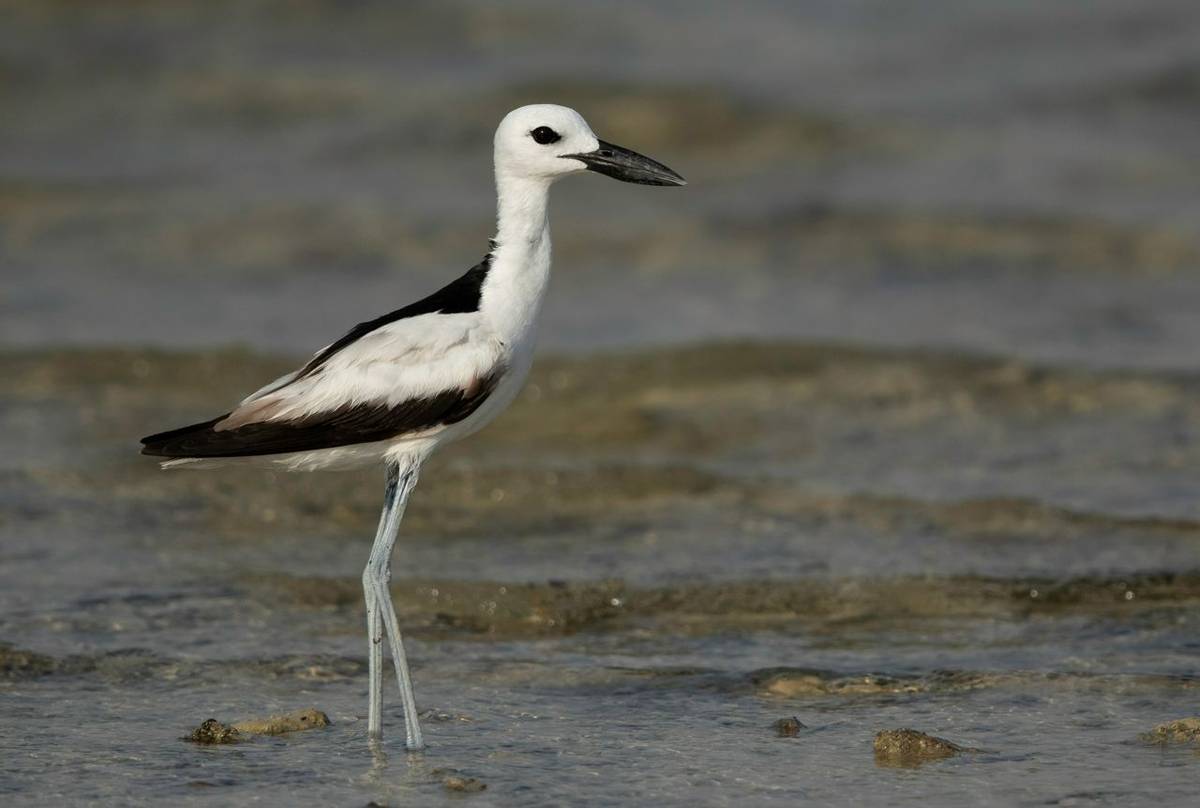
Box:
[494, 103, 686, 187]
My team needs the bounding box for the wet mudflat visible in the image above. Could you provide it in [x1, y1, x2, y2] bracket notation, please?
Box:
[3, 0, 1200, 805]
[3, 343, 1200, 805]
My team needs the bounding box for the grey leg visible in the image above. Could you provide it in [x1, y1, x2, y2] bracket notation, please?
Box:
[362, 460, 425, 750]
[364, 572, 383, 739]
[362, 525, 386, 734]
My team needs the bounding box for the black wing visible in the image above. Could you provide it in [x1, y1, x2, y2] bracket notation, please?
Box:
[140, 372, 501, 458]
[297, 253, 492, 379]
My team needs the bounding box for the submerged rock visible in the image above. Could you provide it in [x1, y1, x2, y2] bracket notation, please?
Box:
[433, 768, 487, 793]
[186, 718, 240, 745]
[0, 643, 57, 680]
[256, 574, 627, 638]
[773, 716, 806, 737]
[873, 728, 968, 767]
[1141, 717, 1200, 744]
[185, 708, 329, 744]
[232, 707, 331, 736]
[757, 669, 926, 697]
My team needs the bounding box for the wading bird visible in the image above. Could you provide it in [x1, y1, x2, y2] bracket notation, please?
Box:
[140, 104, 685, 750]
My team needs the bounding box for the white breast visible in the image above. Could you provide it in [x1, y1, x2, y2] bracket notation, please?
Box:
[432, 232, 552, 446]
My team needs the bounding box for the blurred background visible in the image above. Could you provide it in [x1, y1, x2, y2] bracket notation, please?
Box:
[3, 1, 1200, 804]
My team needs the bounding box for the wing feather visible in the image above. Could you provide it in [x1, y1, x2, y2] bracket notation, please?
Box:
[141, 311, 506, 459]
[140, 369, 503, 458]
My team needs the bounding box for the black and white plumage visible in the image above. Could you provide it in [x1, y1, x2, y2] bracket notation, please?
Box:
[141, 254, 499, 463]
[139, 104, 684, 750]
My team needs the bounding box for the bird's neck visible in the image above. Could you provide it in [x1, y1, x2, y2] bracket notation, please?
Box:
[495, 172, 551, 246]
[482, 173, 554, 344]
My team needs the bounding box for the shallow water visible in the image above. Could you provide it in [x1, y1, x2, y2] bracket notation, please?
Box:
[3, 345, 1200, 805]
[3, 1, 1200, 805]
[4, 1, 1200, 369]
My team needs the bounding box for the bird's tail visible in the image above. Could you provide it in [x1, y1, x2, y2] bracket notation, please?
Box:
[139, 416, 226, 458]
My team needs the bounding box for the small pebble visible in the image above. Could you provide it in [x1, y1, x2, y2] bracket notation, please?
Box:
[774, 716, 806, 737]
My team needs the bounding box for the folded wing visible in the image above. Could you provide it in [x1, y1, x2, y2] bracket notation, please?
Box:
[141, 311, 505, 459]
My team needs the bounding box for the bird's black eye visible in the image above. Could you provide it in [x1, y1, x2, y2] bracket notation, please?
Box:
[530, 126, 561, 145]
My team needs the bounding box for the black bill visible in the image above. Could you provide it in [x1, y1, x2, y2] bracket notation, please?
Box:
[564, 139, 686, 186]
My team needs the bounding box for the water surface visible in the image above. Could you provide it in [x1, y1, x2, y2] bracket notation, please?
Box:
[2, 1, 1200, 805]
